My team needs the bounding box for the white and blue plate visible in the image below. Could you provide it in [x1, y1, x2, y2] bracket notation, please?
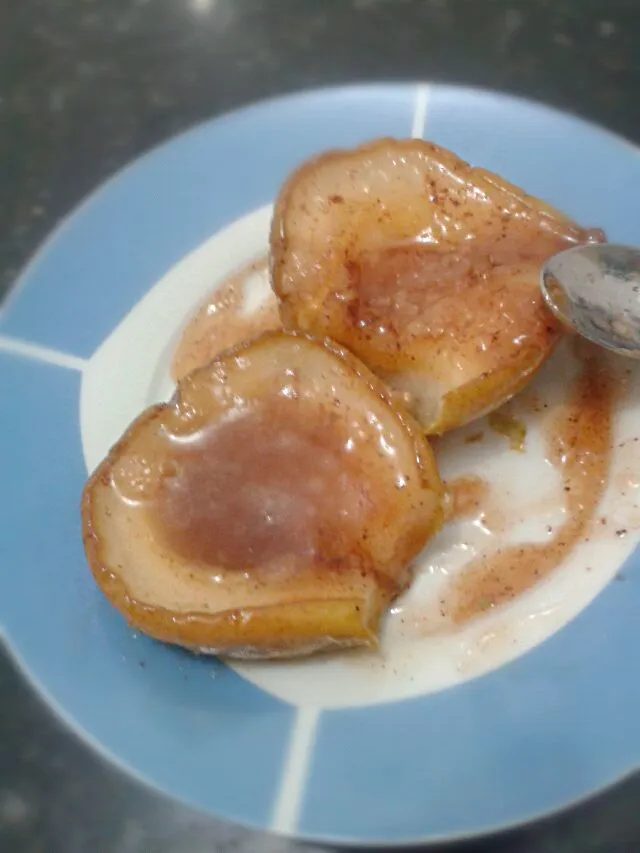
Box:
[2, 84, 640, 846]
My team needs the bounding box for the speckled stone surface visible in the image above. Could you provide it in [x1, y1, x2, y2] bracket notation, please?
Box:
[2, 1, 640, 850]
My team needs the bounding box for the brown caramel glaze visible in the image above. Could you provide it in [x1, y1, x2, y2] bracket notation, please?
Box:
[172, 254, 280, 382]
[332, 234, 573, 394]
[147, 396, 373, 573]
[351, 235, 570, 345]
[444, 476, 491, 523]
[445, 345, 615, 624]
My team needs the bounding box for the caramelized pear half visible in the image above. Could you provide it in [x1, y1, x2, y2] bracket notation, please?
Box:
[271, 138, 604, 434]
[82, 331, 443, 659]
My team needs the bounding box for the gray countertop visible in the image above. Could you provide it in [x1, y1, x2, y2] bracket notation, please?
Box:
[2, 1, 640, 850]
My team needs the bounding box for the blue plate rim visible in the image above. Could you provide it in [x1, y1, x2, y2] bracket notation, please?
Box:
[2, 80, 640, 846]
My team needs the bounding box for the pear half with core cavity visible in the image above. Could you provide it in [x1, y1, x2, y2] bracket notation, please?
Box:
[270, 138, 604, 434]
[82, 331, 443, 659]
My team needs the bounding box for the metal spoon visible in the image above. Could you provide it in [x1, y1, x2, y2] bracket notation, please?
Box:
[541, 243, 640, 358]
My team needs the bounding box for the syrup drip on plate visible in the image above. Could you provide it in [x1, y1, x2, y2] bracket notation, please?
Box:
[444, 344, 615, 624]
[444, 476, 491, 523]
[172, 254, 279, 382]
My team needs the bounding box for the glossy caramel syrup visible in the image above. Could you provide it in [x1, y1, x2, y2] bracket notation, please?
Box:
[148, 396, 373, 573]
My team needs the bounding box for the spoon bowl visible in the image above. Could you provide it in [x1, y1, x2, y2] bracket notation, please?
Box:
[541, 242, 640, 358]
